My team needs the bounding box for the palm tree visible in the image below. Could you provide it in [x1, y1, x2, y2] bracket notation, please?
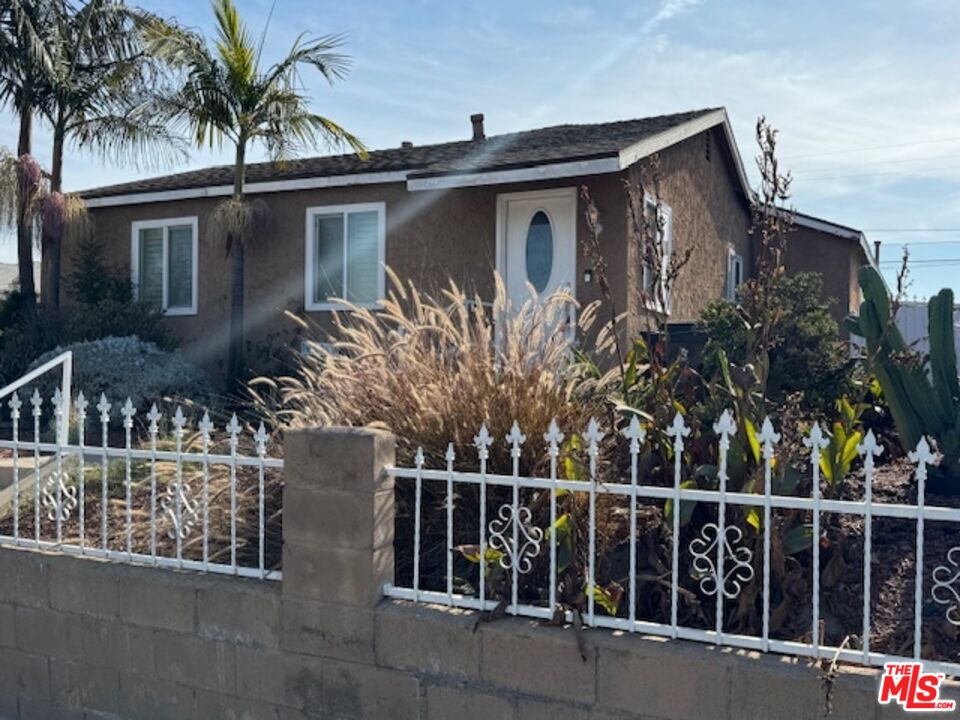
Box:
[0, 0, 55, 308]
[147, 0, 367, 387]
[36, 0, 186, 310]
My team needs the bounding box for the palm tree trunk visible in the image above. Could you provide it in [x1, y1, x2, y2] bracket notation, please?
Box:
[40, 120, 65, 312]
[227, 141, 246, 389]
[16, 109, 36, 309]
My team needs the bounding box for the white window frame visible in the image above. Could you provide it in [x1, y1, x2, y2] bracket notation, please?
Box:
[304, 202, 386, 312]
[641, 194, 673, 314]
[130, 216, 199, 316]
[725, 246, 744, 301]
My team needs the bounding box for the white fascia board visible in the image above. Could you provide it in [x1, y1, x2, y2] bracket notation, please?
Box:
[619, 109, 755, 203]
[405, 157, 621, 191]
[83, 170, 410, 208]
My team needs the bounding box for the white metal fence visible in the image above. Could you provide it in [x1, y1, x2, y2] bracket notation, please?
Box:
[384, 412, 960, 676]
[0, 353, 283, 580]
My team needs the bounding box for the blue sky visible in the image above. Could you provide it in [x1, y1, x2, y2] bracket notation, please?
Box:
[2, 0, 958, 298]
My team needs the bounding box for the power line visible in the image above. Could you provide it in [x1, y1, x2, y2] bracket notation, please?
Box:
[863, 229, 960, 233]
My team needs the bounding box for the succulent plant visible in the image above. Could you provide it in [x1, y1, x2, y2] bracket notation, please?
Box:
[846, 266, 960, 487]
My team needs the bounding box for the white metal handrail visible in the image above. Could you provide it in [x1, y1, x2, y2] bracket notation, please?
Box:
[0, 351, 72, 445]
[384, 411, 960, 677]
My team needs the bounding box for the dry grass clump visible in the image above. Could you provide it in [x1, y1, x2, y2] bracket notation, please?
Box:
[252, 271, 603, 475]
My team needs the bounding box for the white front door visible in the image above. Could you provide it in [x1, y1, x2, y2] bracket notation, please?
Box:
[498, 188, 577, 310]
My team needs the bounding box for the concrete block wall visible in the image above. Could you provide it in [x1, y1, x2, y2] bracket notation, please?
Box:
[0, 427, 945, 719]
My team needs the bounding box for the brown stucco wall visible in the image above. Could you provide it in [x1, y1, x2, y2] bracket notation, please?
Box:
[67, 127, 751, 383]
[784, 225, 870, 330]
[72, 174, 629, 383]
[625, 125, 753, 333]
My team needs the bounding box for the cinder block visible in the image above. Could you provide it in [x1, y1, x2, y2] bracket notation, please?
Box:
[118, 669, 198, 720]
[0, 647, 49, 699]
[727, 650, 826, 720]
[322, 659, 419, 720]
[595, 633, 731, 719]
[480, 618, 596, 704]
[195, 689, 287, 720]
[48, 557, 119, 619]
[17, 698, 82, 720]
[15, 606, 83, 658]
[50, 659, 121, 714]
[425, 682, 515, 719]
[280, 598, 375, 663]
[118, 566, 198, 633]
[153, 633, 236, 694]
[234, 647, 323, 710]
[518, 697, 591, 720]
[283, 486, 393, 550]
[283, 427, 395, 493]
[0, 603, 14, 647]
[282, 542, 392, 607]
[0, 547, 49, 608]
[78, 616, 156, 676]
[375, 601, 481, 681]
[198, 579, 281, 648]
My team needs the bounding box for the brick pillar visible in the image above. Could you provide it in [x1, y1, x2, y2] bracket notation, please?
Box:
[280, 427, 395, 662]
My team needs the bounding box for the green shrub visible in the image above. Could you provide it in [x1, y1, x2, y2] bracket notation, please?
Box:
[698, 272, 854, 412]
[0, 236, 177, 384]
[29, 336, 211, 411]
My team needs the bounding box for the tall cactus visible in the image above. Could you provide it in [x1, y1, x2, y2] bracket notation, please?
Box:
[846, 267, 960, 486]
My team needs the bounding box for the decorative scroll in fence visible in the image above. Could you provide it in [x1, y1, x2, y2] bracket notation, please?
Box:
[384, 411, 960, 676]
[0, 388, 283, 580]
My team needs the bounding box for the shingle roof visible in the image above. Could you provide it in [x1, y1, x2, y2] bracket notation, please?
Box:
[80, 108, 721, 199]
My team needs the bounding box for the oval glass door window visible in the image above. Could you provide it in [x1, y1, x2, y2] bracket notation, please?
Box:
[525, 210, 554, 292]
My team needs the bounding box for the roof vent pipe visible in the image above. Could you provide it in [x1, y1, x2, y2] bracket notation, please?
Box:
[874, 240, 881, 263]
[401, 141, 413, 149]
[471, 113, 485, 141]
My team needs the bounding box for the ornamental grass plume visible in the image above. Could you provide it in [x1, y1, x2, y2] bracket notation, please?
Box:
[251, 270, 603, 475]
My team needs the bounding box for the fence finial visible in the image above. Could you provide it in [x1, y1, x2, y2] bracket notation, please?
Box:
[9, 391, 21, 420]
[909, 436, 936, 480]
[147, 404, 161, 435]
[254, 422, 268, 457]
[713, 410, 736, 449]
[445, 442, 455, 464]
[227, 413, 241, 452]
[758, 417, 780, 459]
[804, 421, 829, 451]
[506, 421, 526, 459]
[622, 415, 645, 453]
[198, 411, 214, 439]
[121, 398, 137, 430]
[74, 391, 88, 421]
[96, 393, 110, 423]
[544, 419, 564, 457]
[474, 423, 493, 461]
[172, 406, 187, 439]
[666, 411, 690, 452]
[857, 429, 883, 459]
[584, 418, 604, 460]
[31, 389, 42, 417]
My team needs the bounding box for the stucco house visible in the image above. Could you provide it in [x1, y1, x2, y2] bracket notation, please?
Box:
[71, 107, 873, 381]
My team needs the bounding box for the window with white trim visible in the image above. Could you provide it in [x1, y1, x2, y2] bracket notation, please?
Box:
[131, 217, 198, 316]
[641, 196, 673, 313]
[725, 247, 744, 300]
[305, 202, 385, 310]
